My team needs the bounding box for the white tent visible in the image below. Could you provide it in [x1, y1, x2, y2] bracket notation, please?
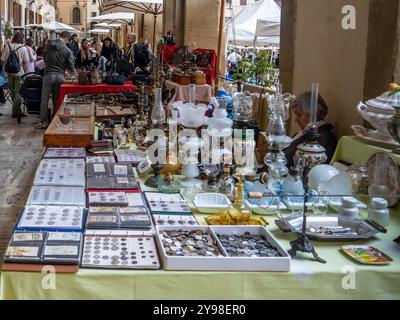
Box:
[94, 22, 122, 29]
[88, 29, 111, 35]
[88, 12, 134, 25]
[41, 21, 82, 34]
[227, 0, 281, 48]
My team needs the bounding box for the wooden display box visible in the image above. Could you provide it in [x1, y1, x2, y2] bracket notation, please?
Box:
[44, 115, 95, 147]
[57, 102, 95, 118]
[172, 72, 192, 85]
[190, 72, 207, 85]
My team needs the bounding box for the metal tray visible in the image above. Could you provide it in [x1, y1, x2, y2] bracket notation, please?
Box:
[275, 214, 387, 241]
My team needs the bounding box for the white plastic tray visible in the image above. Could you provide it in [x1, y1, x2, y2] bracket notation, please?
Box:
[155, 225, 290, 272]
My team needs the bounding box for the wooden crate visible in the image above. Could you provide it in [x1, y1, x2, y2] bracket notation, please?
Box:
[190, 72, 207, 85]
[172, 72, 192, 85]
[44, 116, 95, 147]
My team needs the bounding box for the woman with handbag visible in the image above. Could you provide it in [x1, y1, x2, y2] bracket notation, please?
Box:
[75, 38, 98, 69]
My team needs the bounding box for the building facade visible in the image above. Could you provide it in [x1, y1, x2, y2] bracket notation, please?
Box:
[86, 0, 100, 32]
[0, 0, 56, 40]
[56, 0, 88, 33]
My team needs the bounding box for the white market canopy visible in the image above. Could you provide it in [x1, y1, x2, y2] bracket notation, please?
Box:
[88, 28, 111, 34]
[100, 0, 163, 15]
[227, 0, 281, 48]
[41, 21, 82, 34]
[95, 22, 122, 29]
[88, 12, 134, 25]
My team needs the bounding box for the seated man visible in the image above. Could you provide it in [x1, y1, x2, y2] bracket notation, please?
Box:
[284, 91, 338, 168]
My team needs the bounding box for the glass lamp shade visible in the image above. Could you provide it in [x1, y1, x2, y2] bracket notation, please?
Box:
[151, 87, 166, 127]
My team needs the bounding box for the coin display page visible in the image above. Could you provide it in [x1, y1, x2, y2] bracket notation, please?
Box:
[18, 206, 85, 230]
[44, 148, 86, 159]
[27, 186, 86, 206]
[81, 234, 160, 269]
[34, 159, 85, 187]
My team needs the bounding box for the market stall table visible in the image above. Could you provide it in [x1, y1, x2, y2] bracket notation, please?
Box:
[55, 83, 138, 115]
[1, 173, 400, 300]
[331, 135, 400, 166]
[165, 80, 212, 104]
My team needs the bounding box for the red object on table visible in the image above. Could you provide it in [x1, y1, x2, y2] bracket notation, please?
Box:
[55, 82, 138, 115]
[192, 48, 217, 85]
[160, 44, 178, 64]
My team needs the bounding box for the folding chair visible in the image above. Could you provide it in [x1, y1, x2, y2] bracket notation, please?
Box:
[1, 82, 12, 104]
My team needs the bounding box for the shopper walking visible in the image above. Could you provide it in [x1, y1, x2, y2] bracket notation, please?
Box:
[37, 31, 75, 129]
[1, 31, 29, 123]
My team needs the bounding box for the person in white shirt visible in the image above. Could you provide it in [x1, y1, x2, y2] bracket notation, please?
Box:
[227, 49, 242, 69]
[24, 38, 37, 74]
[1, 31, 29, 123]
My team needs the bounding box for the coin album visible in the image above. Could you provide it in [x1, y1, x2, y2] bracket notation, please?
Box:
[86, 163, 135, 177]
[34, 159, 86, 187]
[86, 206, 152, 230]
[27, 186, 86, 206]
[86, 156, 116, 164]
[86, 176, 139, 190]
[4, 231, 82, 265]
[144, 192, 191, 214]
[81, 231, 160, 269]
[88, 192, 129, 207]
[114, 150, 145, 165]
[44, 148, 86, 159]
[152, 214, 199, 227]
[16, 205, 86, 232]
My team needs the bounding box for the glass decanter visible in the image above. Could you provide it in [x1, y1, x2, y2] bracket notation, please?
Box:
[227, 174, 267, 226]
[151, 87, 166, 128]
[219, 164, 236, 201]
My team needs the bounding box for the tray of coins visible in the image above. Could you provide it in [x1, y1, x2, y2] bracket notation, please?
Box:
[3, 231, 82, 267]
[81, 230, 160, 269]
[27, 186, 86, 206]
[58, 102, 95, 118]
[16, 205, 86, 232]
[86, 206, 152, 230]
[155, 226, 290, 271]
[44, 115, 95, 148]
[44, 147, 86, 159]
[34, 159, 85, 187]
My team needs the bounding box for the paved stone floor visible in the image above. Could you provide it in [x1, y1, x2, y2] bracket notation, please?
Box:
[0, 101, 44, 263]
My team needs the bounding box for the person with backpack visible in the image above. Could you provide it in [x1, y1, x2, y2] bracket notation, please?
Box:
[1, 31, 29, 123]
[37, 31, 75, 129]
